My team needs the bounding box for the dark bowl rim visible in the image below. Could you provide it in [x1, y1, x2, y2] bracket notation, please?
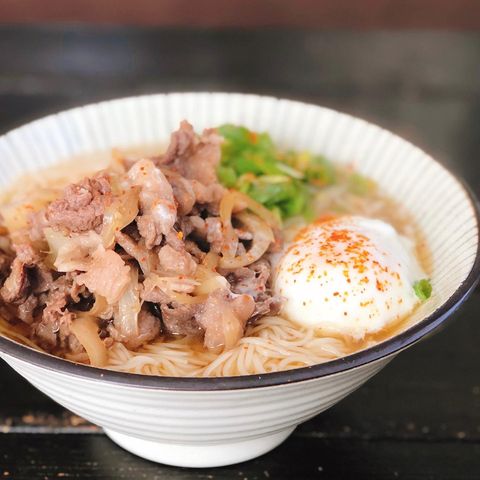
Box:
[0, 94, 479, 391]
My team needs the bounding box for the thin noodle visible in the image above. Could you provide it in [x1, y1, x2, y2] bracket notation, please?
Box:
[0, 150, 429, 378]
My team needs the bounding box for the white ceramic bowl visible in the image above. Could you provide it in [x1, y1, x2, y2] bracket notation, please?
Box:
[0, 93, 478, 468]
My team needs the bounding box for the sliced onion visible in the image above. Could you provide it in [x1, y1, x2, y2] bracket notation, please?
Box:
[114, 267, 141, 337]
[219, 191, 238, 261]
[192, 253, 227, 296]
[101, 186, 139, 248]
[203, 309, 243, 351]
[88, 294, 109, 317]
[169, 291, 208, 305]
[220, 190, 280, 229]
[219, 212, 274, 268]
[109, 148, 128, 174]
[194, 276, 228, 295]
[201, 251, 220, 270]
[69, 315, 108, 367]
[44, 228, 101, 272]
[221, 310, 244, 351]
[44, 227, 69, 268]
[144, 274, 206, 305]
[219, 190, 279, 263]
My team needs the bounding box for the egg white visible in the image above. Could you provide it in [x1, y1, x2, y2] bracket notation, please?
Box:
[273, 216, 426, 340]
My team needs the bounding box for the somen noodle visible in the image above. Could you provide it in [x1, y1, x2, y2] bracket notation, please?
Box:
[0, 122, 431, 377]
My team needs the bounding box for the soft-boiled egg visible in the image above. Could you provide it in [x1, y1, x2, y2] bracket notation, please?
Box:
[273, 216, 426, 340]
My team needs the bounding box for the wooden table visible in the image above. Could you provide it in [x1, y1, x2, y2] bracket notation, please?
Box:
[0, 27, 479, 479]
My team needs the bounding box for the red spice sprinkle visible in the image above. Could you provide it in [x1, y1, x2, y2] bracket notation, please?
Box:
[285, 218, 404, 301]
[360, 300, 373, 307]
[248, 131, 258, 144]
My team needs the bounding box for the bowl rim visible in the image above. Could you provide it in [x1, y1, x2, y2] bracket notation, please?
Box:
[0, 92, 479, 391]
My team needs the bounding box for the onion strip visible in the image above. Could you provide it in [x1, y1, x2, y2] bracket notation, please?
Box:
[101, 186, 139, 248]
[145, 274, 207, 305]
[69, 316, 108, 367]
[88, 294, 109, 317]
[219, 191, 238, 261]
[114, 267, 141, 337]
[219, 212, 274, 268]
[220, 190, 280, 229]
[201, 251, 220, 270]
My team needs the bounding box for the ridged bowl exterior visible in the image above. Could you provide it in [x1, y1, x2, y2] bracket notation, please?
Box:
[3, 352, 391, 466]
[0, 93, 478, 466]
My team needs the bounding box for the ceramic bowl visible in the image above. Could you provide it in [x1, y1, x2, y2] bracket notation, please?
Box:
[0, 93, 478, 468]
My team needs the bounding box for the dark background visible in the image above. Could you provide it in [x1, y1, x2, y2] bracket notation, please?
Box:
[1, 2, 480, 479]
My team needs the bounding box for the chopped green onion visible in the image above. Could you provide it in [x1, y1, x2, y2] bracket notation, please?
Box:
[217, 166, 237, 187]
[413, 279, 432, 301]
[305, 155, 336, 187]
[217, 124, 337, 220]
[276, 162, 304, 179]
[348, 172, 376, 196]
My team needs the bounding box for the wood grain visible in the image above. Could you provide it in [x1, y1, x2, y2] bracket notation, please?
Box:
[0, 26, 479, 479]
[1, 434, 480, 479]
[1, 0, 480, 29]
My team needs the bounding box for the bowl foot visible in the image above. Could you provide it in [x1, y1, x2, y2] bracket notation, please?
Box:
[104, 427, 296, 467]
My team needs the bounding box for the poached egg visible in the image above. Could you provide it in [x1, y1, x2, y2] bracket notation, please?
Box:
[273, 216, 426, 340]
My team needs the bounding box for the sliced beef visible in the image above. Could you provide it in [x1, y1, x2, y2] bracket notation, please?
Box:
[135, 216, 160, 250]
[0, 120, 283, 359]
[160, 121, 225, 209]
[32, 264, 54, 294]
[142, 275, 197, 304]
[108, 307, 161, 350]
[188, 215, 205, 232]
[235, 227, 253, 241]
[45, 172, 111, 234]
[252, 294, 282, 318]
[196, 289, 255, 350]
[17, 294, 38, 324]
[130, 309, 161, 349]
[184, 128, 222, 186]
[205, 218, 223, 253]
[223, 259, 271, 297]
[75, 248, 130, 305]
[1, 256, 29, 304]
[142, 282, 170, 304]
[162, 168, 196, 216]
[158, 244, 197, 277]
[164, 229, 185, 251]
[188, 216, 224, 253]
[31, 275, 81, 352]
[0, 244, 39, 305]
[222, 259, 282, 318]
[160, 303, 203, 336]
[161, 120, 197, 165]
[189, 181, 225, 208]
[184, 239, 206, 263]
[115, 231, 157, 275]
[0, 250, 12, 281]
[15, 243, 39, 265]
[128, 159, 177, 248]
[177, 216, 195, 239]
[29, 209, 49, 242]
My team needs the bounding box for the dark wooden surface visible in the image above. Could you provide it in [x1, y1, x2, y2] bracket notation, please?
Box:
[0, 27, 480, 479]
[3, 0, 480, 29]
